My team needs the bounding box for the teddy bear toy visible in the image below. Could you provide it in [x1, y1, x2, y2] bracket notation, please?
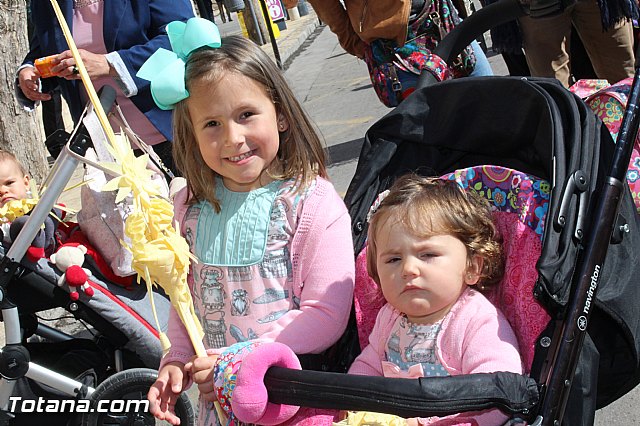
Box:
[50, 244, 95, 301]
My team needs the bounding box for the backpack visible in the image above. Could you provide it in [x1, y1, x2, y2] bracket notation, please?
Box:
[570, 78, 640, 213]
[363, 0, 476, 107]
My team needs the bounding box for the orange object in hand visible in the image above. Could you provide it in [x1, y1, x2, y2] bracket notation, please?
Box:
[34, 55, 59, 78]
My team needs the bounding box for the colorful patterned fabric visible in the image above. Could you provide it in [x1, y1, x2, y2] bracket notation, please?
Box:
[443, 166, 550, 238]
[362, 0, 474, 107]
[354, 166, 552, 372]
[570, 78, 640, 213]
[212, 341, 338, 426]
[568, 79, 610, 99]
[213, 341, 261, 425]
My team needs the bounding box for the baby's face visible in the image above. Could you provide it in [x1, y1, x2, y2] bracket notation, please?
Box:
[374, 214, 477, 325]
[0, 159, 30, 207]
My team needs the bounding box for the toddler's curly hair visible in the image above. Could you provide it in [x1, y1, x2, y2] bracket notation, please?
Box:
[366, 174, 504, 290]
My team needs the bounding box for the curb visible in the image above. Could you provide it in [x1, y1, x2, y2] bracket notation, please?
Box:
[278, 14, 319, 66]
[258, 10, 319, 67]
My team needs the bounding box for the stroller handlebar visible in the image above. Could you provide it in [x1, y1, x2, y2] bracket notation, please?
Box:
[264, 367, 540, 419]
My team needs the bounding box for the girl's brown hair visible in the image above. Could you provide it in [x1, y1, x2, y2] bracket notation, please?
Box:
[172, 35, 327, 211]
[366, 174, 504, 289]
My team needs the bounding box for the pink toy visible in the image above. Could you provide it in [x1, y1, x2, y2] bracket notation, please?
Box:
[214, 341, 302, 425]
[50, 244, 95, 301]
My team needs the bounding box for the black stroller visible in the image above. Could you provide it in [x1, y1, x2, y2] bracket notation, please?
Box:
[254, 0, 640, 424]
[0, 88, 195, 425]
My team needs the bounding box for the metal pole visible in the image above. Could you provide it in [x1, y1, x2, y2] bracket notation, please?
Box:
[257, 0, 283, 69]
[244, 0, 265, 46]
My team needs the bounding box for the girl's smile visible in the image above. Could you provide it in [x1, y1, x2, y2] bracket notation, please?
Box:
[227, 150, 256, 163]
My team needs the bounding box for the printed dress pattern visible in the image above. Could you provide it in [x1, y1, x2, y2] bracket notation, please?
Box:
[182, 180, 312, 426]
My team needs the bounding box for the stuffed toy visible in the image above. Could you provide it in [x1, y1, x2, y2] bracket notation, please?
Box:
[212, 341, 302, 425]
[50, 244, 95, 301]
[6, 207, 62, 262]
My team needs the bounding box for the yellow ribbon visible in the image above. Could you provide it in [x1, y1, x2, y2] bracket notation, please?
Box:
[48, 0, 206, 357]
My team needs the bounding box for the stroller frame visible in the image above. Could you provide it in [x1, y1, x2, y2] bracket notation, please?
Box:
[0, 91, 115, 406]
[0, 87, 193, 424]
[256, 1, 640, 425]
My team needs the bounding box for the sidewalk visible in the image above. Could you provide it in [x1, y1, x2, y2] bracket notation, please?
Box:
[216, 5, 320, 67]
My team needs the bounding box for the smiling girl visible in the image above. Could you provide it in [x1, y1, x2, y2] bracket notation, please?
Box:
[141, 22, 355, 426]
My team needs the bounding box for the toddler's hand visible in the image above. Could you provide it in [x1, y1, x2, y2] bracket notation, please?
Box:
[148, 362, 188, 426]
[185, 355, 218, 402]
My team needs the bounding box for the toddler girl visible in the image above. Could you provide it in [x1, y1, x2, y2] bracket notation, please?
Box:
[350, 174, 522, 425]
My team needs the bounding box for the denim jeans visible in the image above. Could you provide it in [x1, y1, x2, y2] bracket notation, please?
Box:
[470, 40, 493, 77]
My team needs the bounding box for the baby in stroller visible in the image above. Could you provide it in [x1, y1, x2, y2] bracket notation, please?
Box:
[194, 38, 640, 426]
[349, 174, 523, 425]
[0, 151, 31, 210]
[0, 150, 59, 261]
[0, 89, 195, 425]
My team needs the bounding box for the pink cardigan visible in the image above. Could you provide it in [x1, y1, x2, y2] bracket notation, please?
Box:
[349, 288, 523, 425]
[162, 177, 356, 366]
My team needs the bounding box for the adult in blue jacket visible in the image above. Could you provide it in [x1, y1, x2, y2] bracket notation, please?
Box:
[16, 0, 194, 175]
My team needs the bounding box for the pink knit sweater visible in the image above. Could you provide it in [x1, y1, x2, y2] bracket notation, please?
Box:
[162, 177, 356, 366]
[349, 288, 523, 425]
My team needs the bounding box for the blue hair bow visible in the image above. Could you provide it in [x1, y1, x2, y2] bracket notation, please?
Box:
[137, 17, 221, 110]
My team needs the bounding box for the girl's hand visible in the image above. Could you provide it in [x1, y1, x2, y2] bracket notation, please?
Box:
[51, 49, 112, 80]
[185, 355, 218, 402]
[148, 362, 188, 426]
[18, 67, 51, 102]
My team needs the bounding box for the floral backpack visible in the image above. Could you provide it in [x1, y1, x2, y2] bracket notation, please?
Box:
[363, 0, 476, 107]
[570, 78, 640, 213]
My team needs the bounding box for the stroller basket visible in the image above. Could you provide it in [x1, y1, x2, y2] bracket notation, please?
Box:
[255, 0, 640, 425]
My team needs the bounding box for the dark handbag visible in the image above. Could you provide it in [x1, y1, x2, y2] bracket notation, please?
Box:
[363, 0, 476, 107]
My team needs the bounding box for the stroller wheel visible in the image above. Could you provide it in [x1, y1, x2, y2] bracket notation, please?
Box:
[81, 367, 195, 426]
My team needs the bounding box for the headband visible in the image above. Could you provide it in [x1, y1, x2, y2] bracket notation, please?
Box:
[137, 17, 221, 110]
[366, 189, 390, 223]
